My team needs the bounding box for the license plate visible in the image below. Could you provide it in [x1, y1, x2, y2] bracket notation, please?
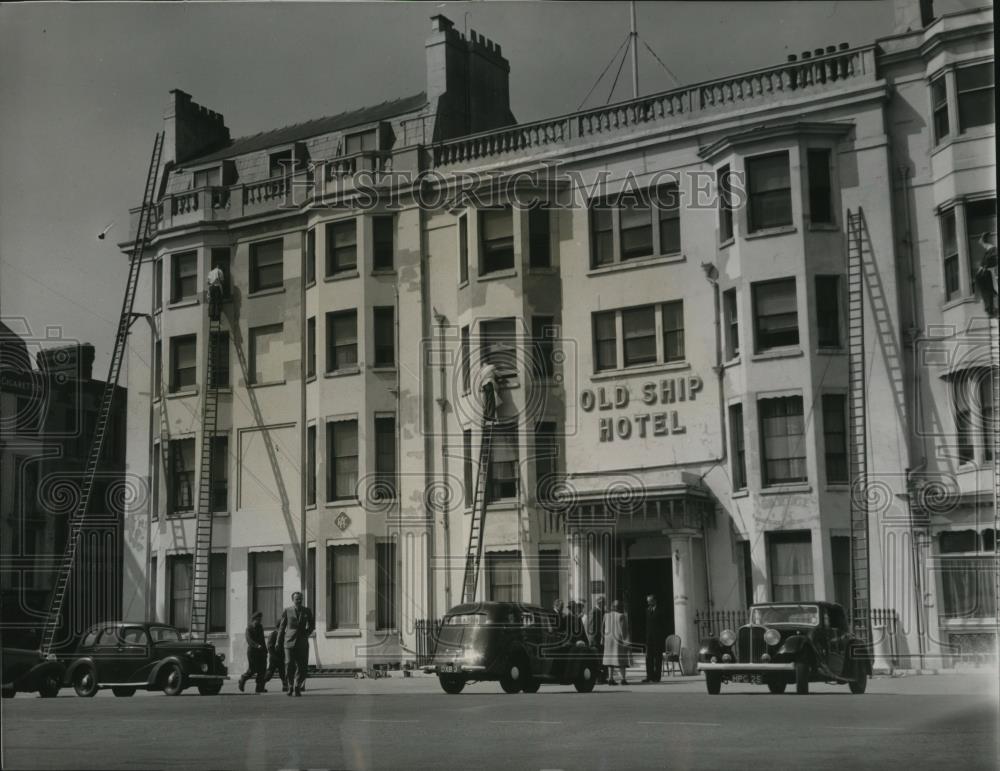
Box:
[729, 674, 762, 684]
[445, 663, 456, 672]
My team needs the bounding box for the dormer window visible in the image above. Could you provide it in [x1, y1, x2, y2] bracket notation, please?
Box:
[193, 167, 221, 188]
[269, 150, 294, 178]
[345, 129, 377, 155]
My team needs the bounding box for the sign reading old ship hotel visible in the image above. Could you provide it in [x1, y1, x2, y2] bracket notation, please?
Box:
[121, 1, 996, 671]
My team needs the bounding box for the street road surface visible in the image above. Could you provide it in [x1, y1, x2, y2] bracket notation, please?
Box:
[2, 673, 996, 770]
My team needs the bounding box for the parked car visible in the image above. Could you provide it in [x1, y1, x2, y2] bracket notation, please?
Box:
[63, 622, 227, 697]
[430, 602, 600, 695]
[697, 601, 871, 695]
[1, 634, 64, 699]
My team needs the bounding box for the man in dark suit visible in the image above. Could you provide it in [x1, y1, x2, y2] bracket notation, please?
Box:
[643, 594, 668, 683]
[278, 591, 315, 696]
[587, 596, 606, 682]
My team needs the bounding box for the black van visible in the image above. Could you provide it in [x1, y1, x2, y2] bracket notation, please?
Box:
[430, 602, 600, 694]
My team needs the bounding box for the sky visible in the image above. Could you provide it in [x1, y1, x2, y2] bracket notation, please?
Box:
[0, 0, 984, 374]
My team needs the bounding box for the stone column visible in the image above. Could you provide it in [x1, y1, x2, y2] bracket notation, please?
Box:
[670, 531, 698, 674]
[567, 529, 586, 605]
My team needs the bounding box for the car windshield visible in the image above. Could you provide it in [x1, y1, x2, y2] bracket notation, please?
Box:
[149, 626, 182, 643]
[751, 605, 820, 626]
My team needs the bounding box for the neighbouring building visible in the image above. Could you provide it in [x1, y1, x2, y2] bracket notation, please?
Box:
[119, 1, 995, 672]
[0, 321, 127, 651]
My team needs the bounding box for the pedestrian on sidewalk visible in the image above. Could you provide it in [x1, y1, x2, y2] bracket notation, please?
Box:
[587, 596, 606, 682]
[278, 591, 315, 696]
[643, 594, 668, 683]
[238, 611, 267, 694]
[265, 619, 287, 691]
[602, 600, 630, 686]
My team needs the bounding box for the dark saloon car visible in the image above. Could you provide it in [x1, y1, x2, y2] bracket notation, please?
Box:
[697, 602, 871, 695]
[1, 638, 64, 699]
[430, 602, 600, 694]
[64, 622, 227, 697]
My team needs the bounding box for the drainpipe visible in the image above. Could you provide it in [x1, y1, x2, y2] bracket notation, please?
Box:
[700, 263, 728, 472]
[433, 308, 452, 610]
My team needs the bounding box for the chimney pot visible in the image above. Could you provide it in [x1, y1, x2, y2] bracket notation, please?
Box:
[826, 45, 836, 54]
[839, 42, 850, 50]
[802, 51, 812, 59]
[814, 48, 824, 56]
[787, 54, 798, 62]
[430, 14, 454, 32]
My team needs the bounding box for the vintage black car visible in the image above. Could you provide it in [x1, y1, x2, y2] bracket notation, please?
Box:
[1, 642, 64, 699]
[63, 622, 227, 697]
[697, 602, 871, 695]
[430, 602, 600, 694]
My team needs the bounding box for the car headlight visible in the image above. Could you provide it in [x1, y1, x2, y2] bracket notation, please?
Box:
[200, 663, 208, 673]
[763, 628, 781, 647]
[719, 629, 736, 647]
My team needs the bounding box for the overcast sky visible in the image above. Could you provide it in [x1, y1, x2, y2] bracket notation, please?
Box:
[0, 0, 982, 374]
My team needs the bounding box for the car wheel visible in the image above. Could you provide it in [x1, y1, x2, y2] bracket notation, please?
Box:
[438, 675, 465, 694]
[197, 682, 223, 696]
[766, 679, 787, 694]
[160, 664, 185, 696]
[794, 660, 810, 695]
[2, 686, 15, 699]
[38, 676, 61, 698]
[705, 672, 722, 695]
[499, 655, 528, 694]
[111, 687, 136, 697]
[522, 679, 541, 693]
[848, 662, 868, 694]
[73, 667, 99, 698]
[574, 663, 597, 693]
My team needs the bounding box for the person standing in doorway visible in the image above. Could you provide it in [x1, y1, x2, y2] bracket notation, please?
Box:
[602, 600, 630, 686]
[643, 594, 668, 683]
[238, 611, 267, 694]
[278, 591, 315, 696]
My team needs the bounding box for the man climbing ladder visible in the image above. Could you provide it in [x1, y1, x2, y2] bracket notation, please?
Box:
[207, 263, 225, 321]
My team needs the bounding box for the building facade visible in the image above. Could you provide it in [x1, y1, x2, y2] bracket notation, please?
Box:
[120, 2, 995, 671]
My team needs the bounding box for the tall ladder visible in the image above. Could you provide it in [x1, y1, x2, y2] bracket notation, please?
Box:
[41, 132, 164, 655]
[188, 313, 223, 640]
[846, 209, 872, 646]
[460, 420, 496, 604]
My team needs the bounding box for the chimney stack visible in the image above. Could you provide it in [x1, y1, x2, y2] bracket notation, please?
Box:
[163, 89, 231, 166]
[893, 0, 934, 34]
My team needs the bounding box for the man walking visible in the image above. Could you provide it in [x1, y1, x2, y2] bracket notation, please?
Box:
[642, 594, 667, 683]
[278, 591, 315, 696]
[238, 611, 267, 694]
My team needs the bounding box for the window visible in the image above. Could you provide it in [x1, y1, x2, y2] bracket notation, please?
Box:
[307, 546, 316, 612]
[746, 151, 792, 232]
[538, 550, 560, 610]
[345, 129, 376, 154]
[169, 438, 195, 513]
[593, 311, 617, 372]
[488, 423, 518, 502]
[250, 551, 283, 626]
[940, 557, 998, 619]
[306, 317, 316, 379]
[210, 331, 230, 388]
[831, 536, 851, 609]
[739, 541, 753, 608]
[487, 552, 522, 602]
[211, 435, 228, 511]
[931, 75, 949, 143]
[149, 556, 158, 621]
[620, 197, 653, 260]
[461, 326, 471, 393]
[965, 199, 997, 288]
[534, 421, 557, 502]
[815, 276, 842, 348]
[374, 415, 397, 500]
[590, 185, 682, 268]
[662, 301, 685, 363]
[658, 183, 682, 255]
[376, 541, 397, 631]
[480, 208, 515, 274]
[327, 220, 358, 276]
[153, 259, 163, 312]
[719, 165, 734, 242]
[459, 214, 469, 284]
[170, 335, 197, 392]
[327, 419, 358, 500]
[373, 306, 395, 367]
[822, 394, 848, 484]
[327, 544, 359, 630]
[759, 395, 806, 485]
[723, 289, 739, 359]
[306, 229, 316, 285]
[167, 555, 192, 631]
[171, 251, 198, 303]
[622, 306, 656, 366]
[326, 310, 358, 372]
[269, 149, 293, 177]
[952, 368, 994, 464]
[194, 166, 221, 188]
[807, 149, 833, 225]
[463, 429, 473, 508]
[153, 340, 162, 399]
[210, 248, 231, 298]
[768, 531, 813, 602]
[249, 324, 283, 384]
[730, 404, 747, 491]
[590, 199, 614, 267]
[373, 216, 394, 271]
[532, 316, 555, 378]
[956, 62, 995, 132]
[306, 425, 316, 506]
[528, 208, 551, 268]
[753, 278, 799, 351]
[980, 372, 995, 462]
[250, 238, 283, 293]
[207, 553, 227, 633]
[942, 209, 960, 301]
[480, 318, 517, 373]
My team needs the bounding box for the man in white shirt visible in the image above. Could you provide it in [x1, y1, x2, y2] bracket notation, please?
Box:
[207, 265, 225, 320]
[479, 362, 503, 422]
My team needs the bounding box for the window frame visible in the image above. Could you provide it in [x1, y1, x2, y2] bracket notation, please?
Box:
[375, 541, 397, 631]
[170, 251, 198, 304]
[806, 148, 833, 226]
[956, 61, 995, 133]
[589, 183, 684, 268]
[930, 74, 950, 144]
[487, 422, 519, 503]
[723, 288, 739, 360]
[815, 275, 842, 349]
[306, 317, 316, 379]
[480, 317, 518, 375]
[210, 435, 229, 512]
[486, 551, 522, 602]
[326, 219, 358, 277]
[306, 229, 316, 286]
[372, 215, 395, 272]
[170, 334, 197, 393]
[767, 530, 814, 602]
[479, 207, 516, 275]
[326, 309, 359, 374]
[327, 418, 359, 501]
[718, 165, 735, 243]
[532, 315, 556, 379]
[373, 306, 395, 367]
[374, 414, 397, 501]
[249, 238, 284, 294]
[746, 150, 793, 233]
[210, 330, 230, 388]
[591, 301, 686, 373]
[758, 395, 807, 487]
[752, 278, 799, 353]
[729, 403, 747, 491]
[168, 437, 195, 514]
[249, 551, 284, 628]
[327, 543, 360, 630]
[941, 207, 960, 301]
[458, 214, 469, 284]
[821, 393, 848, 485]
[528, 207, 552, 269]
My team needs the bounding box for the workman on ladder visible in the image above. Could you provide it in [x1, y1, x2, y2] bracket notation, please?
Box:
[207, 264, 225, 320]
[974, 231, 998, 316]
[479, 362, 503, 422]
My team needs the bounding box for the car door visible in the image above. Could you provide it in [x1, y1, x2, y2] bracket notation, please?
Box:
[823, 607, 848, 676]
[90, 626, 122, 683]
[117, 626, 152, 683]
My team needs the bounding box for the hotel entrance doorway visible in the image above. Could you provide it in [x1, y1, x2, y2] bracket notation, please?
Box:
[618, 557, 674, 645]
